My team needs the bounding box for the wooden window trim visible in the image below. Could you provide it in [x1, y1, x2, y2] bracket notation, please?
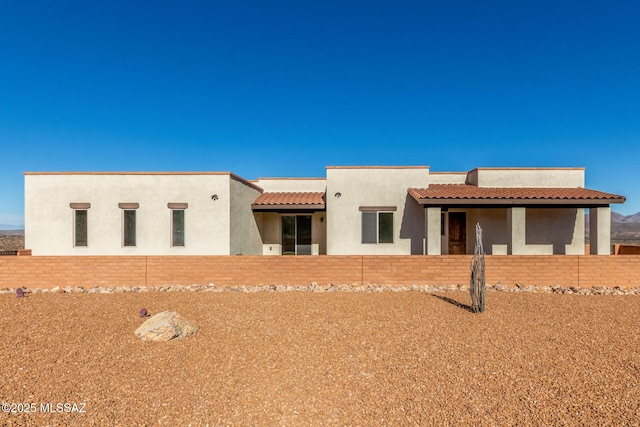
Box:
[359, 206, 397, 212]
[70, 203, 91, 209]
[167, 203, 188, 209]
[118, 203, 139, 209]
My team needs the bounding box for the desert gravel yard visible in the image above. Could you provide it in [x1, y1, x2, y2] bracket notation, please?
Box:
[1, 291, 639, 426]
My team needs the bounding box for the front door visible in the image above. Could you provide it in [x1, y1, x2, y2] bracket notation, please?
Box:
[448, 212, 466, 254]
[281, 215, 312, 255]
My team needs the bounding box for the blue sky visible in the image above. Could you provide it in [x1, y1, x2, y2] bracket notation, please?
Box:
[1, 0, 639, 227]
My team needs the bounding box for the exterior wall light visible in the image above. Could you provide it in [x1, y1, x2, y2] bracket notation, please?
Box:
[211, 194, 219, 200]
[334, 192, 341, 198]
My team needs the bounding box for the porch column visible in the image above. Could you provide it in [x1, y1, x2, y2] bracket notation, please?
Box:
[507, 207, 526, 255]
[589, 207, 611, 255]
[425, 207, 441, 255]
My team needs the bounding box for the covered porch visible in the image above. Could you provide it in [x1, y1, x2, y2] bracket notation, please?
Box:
[410, 185, 626, 255]
[252, 192, 326, 255]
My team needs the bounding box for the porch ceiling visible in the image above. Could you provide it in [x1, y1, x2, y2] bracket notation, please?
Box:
[252, 192, 326, 211]
[409, 184, 626, 206]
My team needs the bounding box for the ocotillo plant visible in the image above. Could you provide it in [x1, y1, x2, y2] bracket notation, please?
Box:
[470, 223, 486, 313]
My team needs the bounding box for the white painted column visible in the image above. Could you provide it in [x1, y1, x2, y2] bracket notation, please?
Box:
[589, 206, 611, 255]
[425, 207, 442, 255]
[507, 207, 526, 255]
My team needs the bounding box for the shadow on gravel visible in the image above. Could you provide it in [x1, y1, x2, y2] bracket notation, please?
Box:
[429, 294, 474, 313]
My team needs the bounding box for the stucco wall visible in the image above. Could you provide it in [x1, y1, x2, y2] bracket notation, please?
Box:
[326, 167, 429, 255]
[311, 212, 327, 254]
[464, 207, 584, 255]
[525, 208, 585, 255]
[25, 173, 233, 255]
[465, 209, 508, 255]
[257, 212, 281, 247]
[467, 168, 585, 188]
[229, 177, 263, 255]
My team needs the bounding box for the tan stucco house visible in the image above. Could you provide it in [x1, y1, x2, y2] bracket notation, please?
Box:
[24, 166, 625, 256]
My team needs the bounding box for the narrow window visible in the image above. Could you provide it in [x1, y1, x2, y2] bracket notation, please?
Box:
[378, 212, 394, 243]
[361, 211, 394, 244]
[123, 210, 136, 247]
[362, 212, 377, 243]
[74, 210, 88, 247]
[172, 209, 185, 247]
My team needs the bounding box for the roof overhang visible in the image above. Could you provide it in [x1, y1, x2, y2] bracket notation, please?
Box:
[251, 192, 326, 212]
[409, 185, 626, 208]
[251, 204, 326, 211]
[417, 200, 618, 208]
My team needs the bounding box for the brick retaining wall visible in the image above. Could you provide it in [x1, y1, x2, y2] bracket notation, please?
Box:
[1, 255, 639, 290]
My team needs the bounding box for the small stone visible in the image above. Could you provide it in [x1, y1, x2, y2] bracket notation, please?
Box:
[134, 311, 197, 342]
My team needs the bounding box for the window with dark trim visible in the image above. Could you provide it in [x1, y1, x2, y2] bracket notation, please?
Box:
[123, 209, 136, 247]
[70, 203, 90, 247]
[171, 209, 185, 247]
[74, 210, 88, 247]
[362, 211, 394, 244]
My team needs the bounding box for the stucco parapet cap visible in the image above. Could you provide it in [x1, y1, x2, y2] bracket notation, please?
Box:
[229, 173, 263, 192]
[24, 171, 238, 175]
[409, 184, 626, 204]
[468, 167, 586, 172]
[255, 177, 326, 181]
[23, 171, 264, 192]
[326, 165, 430, 170]
[429, 171, 467, 174]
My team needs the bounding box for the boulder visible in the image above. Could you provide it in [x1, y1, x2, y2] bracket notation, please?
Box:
[134, 311, 197, 342]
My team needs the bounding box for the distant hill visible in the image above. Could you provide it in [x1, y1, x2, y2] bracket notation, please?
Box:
[619, 212, 640, 223]
[587, 211, 640, 245]
[0, 224, 24, 230]
[611, 212, 626, 223]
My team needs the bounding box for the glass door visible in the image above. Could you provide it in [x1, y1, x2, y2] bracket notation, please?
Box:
[281, 215, 312, 255]
[296, 215, 312, 255]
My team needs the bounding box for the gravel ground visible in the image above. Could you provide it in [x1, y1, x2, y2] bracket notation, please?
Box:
[1, 291, 639, 426]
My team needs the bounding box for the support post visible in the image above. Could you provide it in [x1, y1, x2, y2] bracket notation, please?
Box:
[425, 207, 442, 255]
[589, 206, 611, 255]
[507, 207, 526, 255]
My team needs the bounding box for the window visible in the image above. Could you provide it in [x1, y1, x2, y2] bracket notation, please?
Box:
[281, 215, 312, 255]
[118, 203, 139, 247]
[362, 210, 394, 244]
[168, 203, 188, 247]
[123, 210, 136, 247]
[172, 209, 185, 246]
[70, 203, 90, 247]
[74, 210, 88, 247]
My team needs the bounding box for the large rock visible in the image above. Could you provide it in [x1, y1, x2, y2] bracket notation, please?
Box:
[134, 311, 197, 342]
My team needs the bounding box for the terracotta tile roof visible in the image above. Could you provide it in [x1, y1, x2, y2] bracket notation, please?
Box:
[252, 192, 326, 209]
[409, 184, 626, 205]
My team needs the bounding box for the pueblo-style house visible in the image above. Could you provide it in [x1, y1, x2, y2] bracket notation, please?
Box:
[24, 166, 625, 256]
